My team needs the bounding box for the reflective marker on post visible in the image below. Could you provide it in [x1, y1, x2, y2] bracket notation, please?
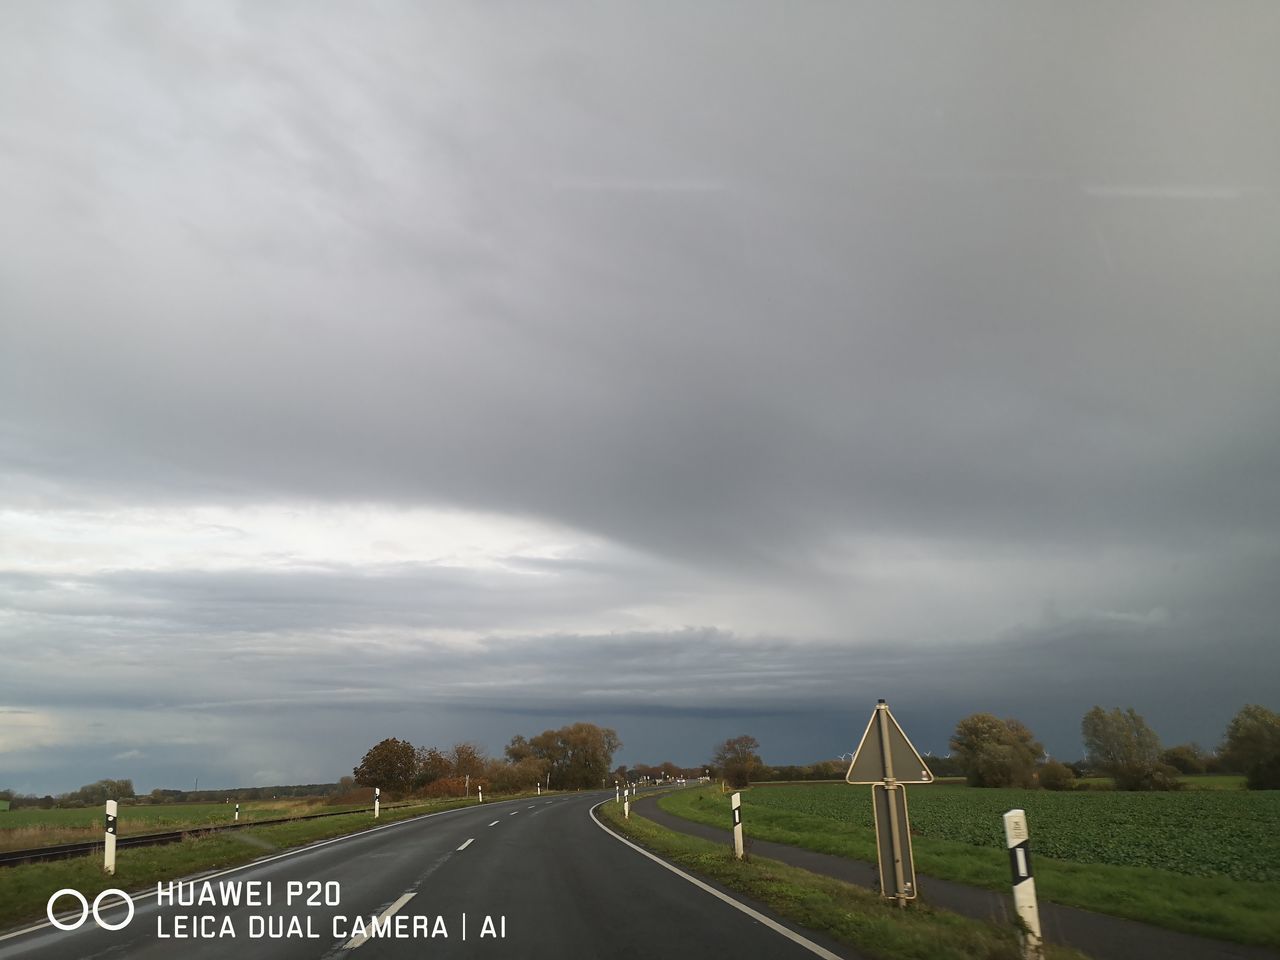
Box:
[1003, 809, 1044, 960]
[104, 800, 118, 875]
[731, 792, 744, 860]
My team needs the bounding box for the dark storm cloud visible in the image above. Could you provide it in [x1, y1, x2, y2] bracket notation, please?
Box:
[2, 2, 1278, 789]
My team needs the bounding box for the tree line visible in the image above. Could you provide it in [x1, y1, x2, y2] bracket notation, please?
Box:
[350, 722, 622, 798]
[709, 702, 1280, 792]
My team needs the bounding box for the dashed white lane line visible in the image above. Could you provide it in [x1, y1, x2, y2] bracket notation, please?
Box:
[509, 811, 519, 816]
[488, 820, 501, 827]
[457, 838, 474, 851]
[343, 892, 416, 950]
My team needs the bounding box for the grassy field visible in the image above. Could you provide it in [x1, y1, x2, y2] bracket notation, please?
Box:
[0, 792, 542, 932]
[659, 784, 1280, 948]
[0, 799, 375, 851]
[597, 799, 1089, 960]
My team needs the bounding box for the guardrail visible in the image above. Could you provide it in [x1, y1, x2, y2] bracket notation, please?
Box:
[0, 801, 436, 868]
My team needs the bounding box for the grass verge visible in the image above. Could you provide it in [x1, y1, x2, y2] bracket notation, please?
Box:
[596, 800, 1089, 960]
[659, 788, 1280, 948]
[0, 793, 539, 933]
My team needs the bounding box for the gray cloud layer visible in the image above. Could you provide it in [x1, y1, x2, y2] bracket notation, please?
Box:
[2, 2, 1278, 791]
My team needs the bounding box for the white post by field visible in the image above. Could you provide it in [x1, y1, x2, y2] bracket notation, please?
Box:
[731, 792, 744, 859]
[537, 782, 541, 796]
[234, 803, 239, 822]
[374, 787, 380, 819]
[1003, 809, 1044, 960]
[478, 786, 483, 803]
[616, 784, 620, 804]
[624, 787, 630, 819]
[103, 800, 118, 875]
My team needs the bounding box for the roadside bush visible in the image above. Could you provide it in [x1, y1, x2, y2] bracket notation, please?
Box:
[418, 777, 472, 799]
[1038, 760, 1075, 791]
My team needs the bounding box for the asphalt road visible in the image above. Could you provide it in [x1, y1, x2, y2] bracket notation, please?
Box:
[0, 791, 854, 960]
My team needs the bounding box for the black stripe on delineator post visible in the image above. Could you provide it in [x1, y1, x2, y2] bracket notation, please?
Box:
[733, 808, 741, 826]
[105, 813, 117, 835]
[1008, 840, 1032, 885]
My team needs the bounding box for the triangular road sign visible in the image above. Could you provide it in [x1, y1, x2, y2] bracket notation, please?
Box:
[846, 700, 934, 784]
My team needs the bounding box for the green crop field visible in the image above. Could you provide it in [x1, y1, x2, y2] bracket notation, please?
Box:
[746, 782, 1279, 882]
[659, 783, 1280, 947]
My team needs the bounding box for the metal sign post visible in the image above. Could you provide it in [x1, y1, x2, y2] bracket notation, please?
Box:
[1003, 809, 1044, 959]
[846, 699, 933, 905]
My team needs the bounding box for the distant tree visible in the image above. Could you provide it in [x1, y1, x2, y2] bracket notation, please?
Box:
[414, 747, 452, 788]
[713, 735, 762, 788]
[504, 735, 533, 764]
[1082, 706, 1181, 791]
[353, 737, 417, 794]
[448, 742, 487, 779]
[1160, 743, 1208, 776]
[949, 714, 1042, 788]
[1038, 760, 1076, 791]
[521, 723, 621, 790]
[1220, 704, 1280, 790]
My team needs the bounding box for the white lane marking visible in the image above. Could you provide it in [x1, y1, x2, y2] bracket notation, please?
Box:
[343, 892, 416, 950]
[0, 794, 535, 944]
[457, 838, 474, 851]
[527, 804, 536, 809]
[590, 803, 844, 960]
[545, 801, 552, 805]
[488, 820, 501, 827]
[509, 811, 518, 816]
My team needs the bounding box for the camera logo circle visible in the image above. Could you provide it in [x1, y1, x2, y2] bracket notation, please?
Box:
[47, 888, 135, 931]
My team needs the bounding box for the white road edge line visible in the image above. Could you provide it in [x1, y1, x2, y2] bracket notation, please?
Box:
[488, 820, 500, 827]
[343, 892, 416, 950]
[0, 795, 535, 944]
[457, 838, 474, 851]
[589, 802, 845, 960]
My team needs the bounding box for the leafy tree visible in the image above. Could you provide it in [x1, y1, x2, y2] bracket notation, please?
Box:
[713, 735, 762, 788]
[949, 714, 1042, 788]
[520, 722, 621, 790]
[413, 747, 452, 787]
[504, 735, 533, 764]
[353, 737, 417, 794]
[1220, 704, 1280, 790]
[1082, 706, 1181, 791]
[1160, 743, 1207, 776]
[448, 742, 486, 779]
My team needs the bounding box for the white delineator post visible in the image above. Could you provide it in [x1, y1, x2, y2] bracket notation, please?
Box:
[234, 803, 239, 822]
[1003, 809, 1044, 960]
[731, 792, 744, 860]
[624, 788, 630, 819]
[374, 787, 380, 819]
[478, 786, 483, 803]
[616, 784, 620, 804]
[104, 800, 118, 875]
[537, 782, 541, 796]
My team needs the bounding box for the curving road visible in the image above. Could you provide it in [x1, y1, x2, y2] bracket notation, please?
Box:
[0, 791, 856, 959]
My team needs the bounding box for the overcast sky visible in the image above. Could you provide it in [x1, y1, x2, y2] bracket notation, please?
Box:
[2, 2, 1278, 794]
